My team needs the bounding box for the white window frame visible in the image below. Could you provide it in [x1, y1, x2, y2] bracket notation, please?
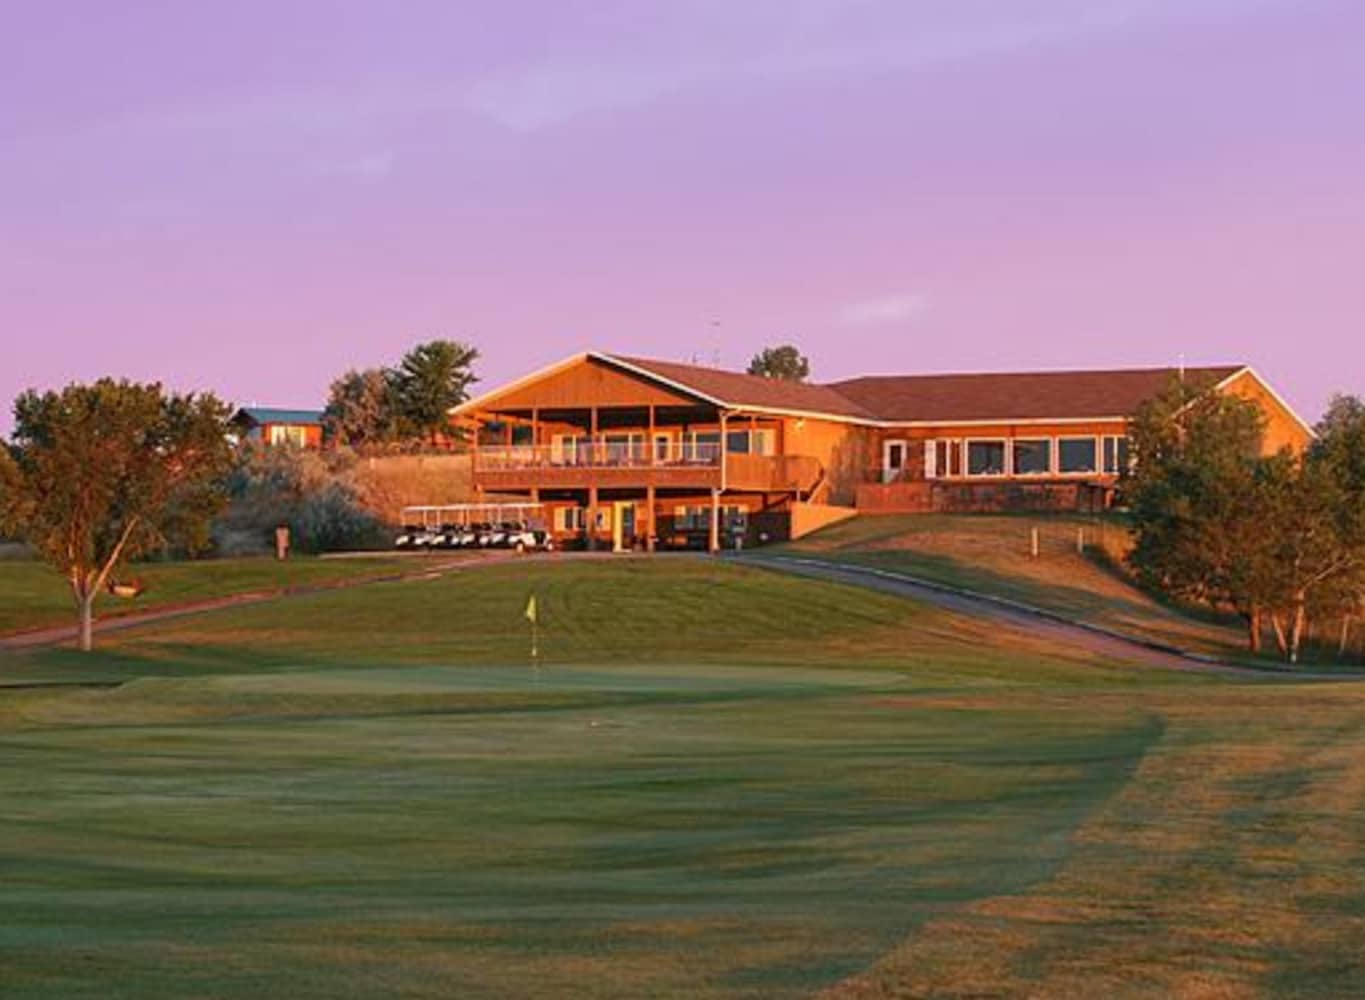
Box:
[1101, 435, 1130, 476]
[883, 438, 908, 483]
[964, 438, 1009, 478]
[1011, 438, 1053, 477]
[1057, 436, 1100, 476]
[551, 434, 584, 465]
[652, 431, 675, 463]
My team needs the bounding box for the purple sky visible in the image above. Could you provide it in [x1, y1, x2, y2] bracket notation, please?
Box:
[3, 0, 1362, 433]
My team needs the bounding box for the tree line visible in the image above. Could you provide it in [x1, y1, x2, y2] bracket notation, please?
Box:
[322, 339, 479, 448]
[1126, 383, 1365, 663]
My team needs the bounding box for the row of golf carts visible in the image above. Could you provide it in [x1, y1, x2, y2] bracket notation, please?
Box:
[394, 504, 554, 553]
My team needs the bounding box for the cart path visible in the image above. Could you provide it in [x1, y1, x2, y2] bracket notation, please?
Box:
[736, 554, 1341, 679]
[0, 552, 529, 653]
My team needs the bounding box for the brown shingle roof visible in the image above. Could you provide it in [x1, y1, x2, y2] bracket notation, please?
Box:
[609, 355, 1244, 424]
[601, 354, 879, 420]
[827, 366, 1243, 423]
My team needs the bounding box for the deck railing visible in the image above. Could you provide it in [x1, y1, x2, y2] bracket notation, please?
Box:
[476, 440, 722, 471]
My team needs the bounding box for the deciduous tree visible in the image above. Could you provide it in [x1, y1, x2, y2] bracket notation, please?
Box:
[0, 381, 232, 651]
[322, 368, 404, 447]
[746, 344, 810, 383]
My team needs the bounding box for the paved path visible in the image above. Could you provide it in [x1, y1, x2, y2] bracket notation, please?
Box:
[736, 554, 1325, 679]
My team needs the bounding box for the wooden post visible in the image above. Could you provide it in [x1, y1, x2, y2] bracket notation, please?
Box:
[709, 488, 721, 554]
[1077, 526, 1085, 555]
[646, 484, 656, 553]
[1030, 526, 1039, 559]
[588, 406, 599, 552]
[588, 485, 599, 552]
[471, 418, 484, 501]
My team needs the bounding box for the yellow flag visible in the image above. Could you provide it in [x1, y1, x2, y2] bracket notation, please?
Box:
[525, 594, 538, 624]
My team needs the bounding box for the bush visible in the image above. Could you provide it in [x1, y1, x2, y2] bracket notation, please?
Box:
[213, 446, 387, 555]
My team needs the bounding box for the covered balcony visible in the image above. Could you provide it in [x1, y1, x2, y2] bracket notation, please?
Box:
[473, 433, 824, 495]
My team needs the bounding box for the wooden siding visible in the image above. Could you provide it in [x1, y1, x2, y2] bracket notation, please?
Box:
[478, 356, 699, 411]
[1220, 370, 1313, 455]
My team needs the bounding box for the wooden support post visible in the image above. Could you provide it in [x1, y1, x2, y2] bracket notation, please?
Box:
[1077, 526, 1085, 555]
[648, 404, 656, 464]
[588, 485, 599, 552]
[588, 407, 600, 552]
[1030, 526, 1040, 559]
[709, 488, 721, 554]
[646, 485, 656, 553]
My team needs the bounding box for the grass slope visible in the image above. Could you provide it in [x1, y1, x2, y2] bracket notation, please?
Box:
[0, 555, 421, 636]
[780, 514, 1256, 659]
[1, 558, 1361, 998]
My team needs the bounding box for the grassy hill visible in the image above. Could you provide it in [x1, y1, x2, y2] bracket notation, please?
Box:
[778, 513, 1261, 661]
[0, 554, 421, 636]
[0, 558, 1361, 997]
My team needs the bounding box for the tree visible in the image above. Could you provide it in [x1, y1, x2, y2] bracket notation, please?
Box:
[1125, 377, 1272, 651]
[747, 344, 810, 382]
[0, 380, 232, 651]
[392, 340, 479, 444]
[322, 368, 403, 447]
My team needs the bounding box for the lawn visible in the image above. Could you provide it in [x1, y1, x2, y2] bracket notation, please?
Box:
[0, 553, 430, 636]
[1, 559, 1361, 998]
[776, 513, 1262, 660]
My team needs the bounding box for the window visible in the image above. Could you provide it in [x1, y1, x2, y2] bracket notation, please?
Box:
[511, 425, 534, 446]
[1058, 437, 1098, 474]
[966, 440, 1007, 476]
[1102, 435, 1130, 475]
[1012, 439, 1052, 476]
[555, 507, 586, 532]
[603, 433, 643, 464]
[674, 505, 747, 532]
[653, 432, 674, 463]
[268, 425, 308, 447]
[552, 435, 585, 465]
[725, 429, 774, 455]
[928, 440, 961, 479]
[884, 440, 908, 483]
[682, 431, 721, 463]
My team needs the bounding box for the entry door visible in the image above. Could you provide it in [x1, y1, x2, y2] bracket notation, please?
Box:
[883, 440, 908, 484]
[612, 503, 637, 552]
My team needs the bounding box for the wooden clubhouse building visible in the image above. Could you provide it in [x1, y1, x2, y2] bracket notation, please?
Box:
[452, 352, 1312, 552]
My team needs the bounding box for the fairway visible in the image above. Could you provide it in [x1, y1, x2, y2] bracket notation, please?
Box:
[2, 559, 1363, 997]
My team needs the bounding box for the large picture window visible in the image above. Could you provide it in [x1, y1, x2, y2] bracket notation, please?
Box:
[1012, 439, 1052, 476]
[268, 425, 308, 447]
[966, 440, 1007, 476]
[1058, 437, 1098, 474]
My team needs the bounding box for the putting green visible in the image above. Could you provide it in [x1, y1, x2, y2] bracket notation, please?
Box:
[0, 662, 1155, 999]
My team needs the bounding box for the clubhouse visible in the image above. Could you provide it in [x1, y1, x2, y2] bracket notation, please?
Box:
[451, 353, 1312, 552]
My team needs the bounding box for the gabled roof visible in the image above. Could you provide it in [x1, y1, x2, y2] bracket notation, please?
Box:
[232, 407, 324, 426]
[454, 352, 1286, 428]
[602, 354, 878, 421]
[827, 366, 1244, 424]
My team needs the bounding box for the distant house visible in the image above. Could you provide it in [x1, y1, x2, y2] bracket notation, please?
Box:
[451, 352, 1313, 551]
[230, 407, 325, 448]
